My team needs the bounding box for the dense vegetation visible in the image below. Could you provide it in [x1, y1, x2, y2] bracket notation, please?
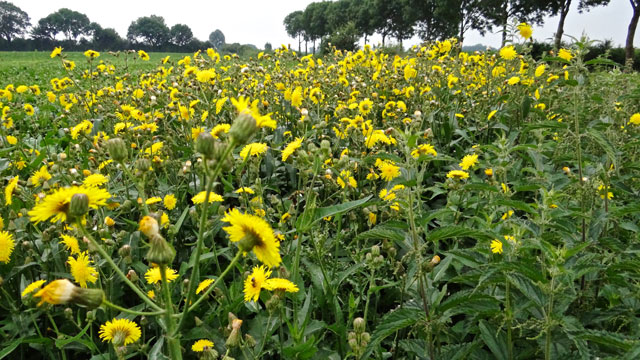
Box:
[1, 26, 640, 360]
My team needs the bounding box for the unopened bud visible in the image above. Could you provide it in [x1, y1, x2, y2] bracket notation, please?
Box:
[244, 334, 256, 347]
[106, 138, 128, 162]
[69, 193, 89, 218]
[196, 132, 217, 159]
[354, 317, 366, 333]
[229, 113, 257, 145]
[126, 269, 138, 282]
[146, 234, 176, 265]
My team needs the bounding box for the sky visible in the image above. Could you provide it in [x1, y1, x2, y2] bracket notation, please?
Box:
[11, 0, 639, 49]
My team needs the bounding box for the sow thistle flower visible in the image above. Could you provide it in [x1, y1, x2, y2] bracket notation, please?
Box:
[21, 279, 46, 297]
[446, 170, 469, 180]
[282, 137, 303, 161]
[628, 113, 640, 126]
[99, 318, 141, 346]
[28, 186, 111, 224]
[196, 278, 216, 294]
[222, 208, 281, 268]
[192, 339, 215, 352]
[243, 265, 298, 302]
[0, 231, 15, 263]
[499, 46, 517, 60]
[376, 159, 401, 182]
[517, 22, 532, 39]
[144, 266, 179, 284]
[34, 279, 104, 308]
[68, 252, 98, 288]
[239, 142, 268, 160]
[411, 144, 437, 158]
[192, 191, 223, 204]
[459, 154, 479, 170]
[5, 175, 19, 205]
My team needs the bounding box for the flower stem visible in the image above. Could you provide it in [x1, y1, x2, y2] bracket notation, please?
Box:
[160, 264, 182, 360]
[186, 251, 243, 313]
[76, 221, 162, 311]
[102, 298, 165, 316]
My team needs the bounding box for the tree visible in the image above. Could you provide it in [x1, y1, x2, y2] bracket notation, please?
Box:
[170, 24, 193, 47]
[127, 15, 170, 47]
[481, 0, 558, 46]
[370, 0, 415, 46]
[302, 2, 332, 53]
[209, 29, 225, 50]
[352, 0, 377, 44]
[626, 0, 640, 66]
[44, 8, 91, 41]
[31, 17, 57, 41]
[551, 0, 610, 50]
[264, 42, 272, 51]
[0, 1, 30, 43]
[284, 10, 305, 52]
[91, 23, 124, 50]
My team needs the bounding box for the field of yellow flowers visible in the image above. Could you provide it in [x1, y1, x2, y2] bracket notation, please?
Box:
[1, 33, 640, 360]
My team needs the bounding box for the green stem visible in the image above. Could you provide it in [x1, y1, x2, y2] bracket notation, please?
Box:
[119, 161, 150, 215]
[102, 299, 165, 316]
[362, 268, 376, 323]
[186, 250, 243, 313]
[178, 140, 235, 331]
[160, 264, 182, 360]
[506, 277, 513, 360]
[76, 221, 162, 311]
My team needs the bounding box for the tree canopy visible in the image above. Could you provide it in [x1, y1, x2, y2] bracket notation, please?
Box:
[209, 29, 225, 50]
[0, 1, 30, 43]
[127, 15, 170, 47]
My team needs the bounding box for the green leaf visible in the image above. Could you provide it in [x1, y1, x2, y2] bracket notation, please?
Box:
[354, 226, 406, 243]
[297, 195, 372, 233]
[507, 273, 545, 308]
[586, 127, 618, 170]
[425, 226, 493, 243]
[363, 308, 424, 357]
[478, 320, 508, 360]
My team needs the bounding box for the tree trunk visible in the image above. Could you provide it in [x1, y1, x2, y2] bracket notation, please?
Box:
[298, 34, 301, 53]
[312, 39, 316, 54]
[382, 33, 386, 47]
[501, 1, 509, 47]
[305, 40, 308, 54]
[554, 0, 572, 50]
[626, 2, 640, 67]
[364, 34, 368, 45]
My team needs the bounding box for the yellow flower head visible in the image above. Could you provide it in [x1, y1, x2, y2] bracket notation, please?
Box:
[499, 46, 517, 60]
[33, 279, 76, 306]
[84, 50, 100, 59]
[68, 252, 98, 288]
[144, 266, 179, 284]
[491, 239, 503, 254]
[264, 278, 299, 293]
[459, 154, 478, 170]
[83, 174, 108, 187]
[192, 339, 215, 352]
[446, 170, 469, 180]
[558, 48, 573, 61]
[376, 160, 401, 182]
[5, 176, 19, 205]
[239, 142, 268, 160]
[50, 46, 62, 58]
[60, 234, 81, 255]
[628, 113, 640, 126]
[99, 318, 141, 346]
[196, 278, 215, 294]
[244, 265, 271, 302]
[222, 209, 281, 268]
[411, 144, 437, 158]
[139, 216, 159, 238]
[30, 165, 52, 187]
[282, 137, 303, 162]
[28, 186, 111, 223]
[517, 23, 532, 39]
[163, 194, 177, 210]
[138, 50, 149, 61]
[192, 191, 223, 204]
[0, 231, 15, 263]
[21, 279, 47, 297]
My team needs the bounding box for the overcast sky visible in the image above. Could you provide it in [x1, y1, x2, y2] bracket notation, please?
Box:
[12, 0, 639, 49]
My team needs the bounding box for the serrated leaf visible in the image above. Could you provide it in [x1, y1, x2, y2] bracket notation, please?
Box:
[363, 308, 424, 357]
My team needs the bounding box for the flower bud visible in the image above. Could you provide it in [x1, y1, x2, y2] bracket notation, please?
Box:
[266, 294, 280, 313]
[126, 269, 138, 282]
[244, 334, 257, 347]
[118, 244, 131, 257]
[354, 317, 366, 334]
[371, 245, 380, 257]
[229, 113, 257, 145]
[69, 193, 89, 218]
[146, 234, 176, 265]
[106, 138, 128, 162]
[139, 216, 159, 238]
[196, 132, 217, 159]
[135, 158, 152, 173]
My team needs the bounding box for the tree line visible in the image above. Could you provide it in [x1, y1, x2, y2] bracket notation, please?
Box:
[283, 0, 639, 64]
[0, 2, 265, 55]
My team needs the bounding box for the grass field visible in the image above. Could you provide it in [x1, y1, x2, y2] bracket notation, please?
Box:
[1, 37, 640, 360]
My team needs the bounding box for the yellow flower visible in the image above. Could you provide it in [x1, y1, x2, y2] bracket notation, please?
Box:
[491, 239, 503, 254]
[222, 208, 281, 268]
[507, 76, 520, 85]
[138, 50, 149, 61]
[501, 210, 514, 220]
[145, 196, 162, 205]
[164, 194, 177, 210]
[0, 231, 15, 263]
[211, 123, 230, 138]
[192, 339, 215, 352]
[459, 154, 478, 170]
[50, 46, 62, 58]
[282, 137, 303, 161]
[33, 279, 76, 306]
[243, 265, 271, 302]
[499, 46, 517, 60]
[60, 234, 81, 255]
[105, 216, 115, 227]
[28, 186, 111, 223]
[63, 60, 75, 71]
[264, 278, 299, 293]
[83, 50, 100, 59]
[291, 86, 303, 107]
[376, 160, 401, 182]
[535, 64, 546, 77]
[24, 103, 34, 116]
[446, 170, 469, 180]
[359, 98, 373, 116]
[485, 168, 493, 177]
[6, 135, 17, 145]
[139, 216, 159, 238]
[144, 266, 179, 284]
[558, 48, 573, 61]
[411, 144, 437, 158]
[517, 23, 532, 39]
[99, 318, 141, 346]
[83, 174, 108, 187]
[30, 165, 52, 186]
[21, 279, 47, 297]
[5, 176, 18, 205]
[68, 252, 98, 288]
[196, 278, 215, 294]
[240, 143, 268, 160]
[235, 187, 255, 194]
[628, 113, 640, 126]
[192, 191, 223, 204]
